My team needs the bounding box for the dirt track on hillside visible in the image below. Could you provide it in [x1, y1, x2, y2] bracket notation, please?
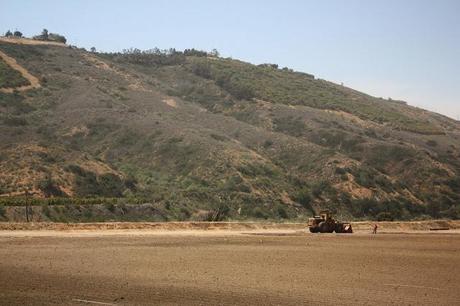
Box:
[0, 49, 41, 93]
[0, 228, 459, 305]
[0, 37, 66, 47]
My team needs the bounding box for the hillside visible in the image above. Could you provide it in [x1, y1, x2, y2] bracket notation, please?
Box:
[0, 38, 459, 222]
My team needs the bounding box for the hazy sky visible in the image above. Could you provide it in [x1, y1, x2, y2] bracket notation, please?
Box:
[1, 0, 459, 120]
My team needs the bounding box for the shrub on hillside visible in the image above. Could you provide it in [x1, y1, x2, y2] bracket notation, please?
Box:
[251, 207, 269, 219]
[33, 29, 67, 43]
[66, 165, 127, 197]
[273, 116, 307, 137]
[277, 205, 288, 219]
[0, 204, 5, 218]
[107, 48, 186, 66]
[366, 145, 416, 172]
[48, 33, 67, 43]
[2, 115, 28, 126]
[215, 74, 255, 100]
[308, 130, 365, 152]
[190, 61, 212, 79]
[376, 212, 394, 221]
[311, 180, 334, 198]
[183, 48, 208, 57]
[294, 187, 313, 211]
[36, 174, 66, 197]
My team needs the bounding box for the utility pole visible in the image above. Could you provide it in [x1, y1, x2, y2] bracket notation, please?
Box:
[25, 189, 30, 222]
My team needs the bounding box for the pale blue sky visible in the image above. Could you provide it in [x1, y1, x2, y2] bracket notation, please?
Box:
[1, 0, 459, 120]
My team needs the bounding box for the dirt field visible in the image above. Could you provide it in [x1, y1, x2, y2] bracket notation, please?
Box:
[0, 227, 459, 305]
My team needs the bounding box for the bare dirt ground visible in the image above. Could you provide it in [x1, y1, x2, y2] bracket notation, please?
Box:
[0, 37, 66, 47]
[0, 224, 459, 305]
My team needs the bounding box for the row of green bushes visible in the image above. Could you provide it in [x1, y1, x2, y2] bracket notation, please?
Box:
[0, 193, 458, 220]
[0, 196, 148, 207]
[100, 47, 214, 67]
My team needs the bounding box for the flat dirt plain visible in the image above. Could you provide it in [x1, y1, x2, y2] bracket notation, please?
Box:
[0, 222, 459, 305]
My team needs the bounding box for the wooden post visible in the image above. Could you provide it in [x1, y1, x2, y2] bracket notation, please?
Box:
[25, 190, 30, 222]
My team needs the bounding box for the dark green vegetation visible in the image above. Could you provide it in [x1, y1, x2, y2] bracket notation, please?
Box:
[0, 41, 459, 221]
[0, 58, 29, 88]
[32, 29, 67, 44]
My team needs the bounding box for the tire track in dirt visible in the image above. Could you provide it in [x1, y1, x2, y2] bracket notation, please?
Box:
[0, 49, 41, 93]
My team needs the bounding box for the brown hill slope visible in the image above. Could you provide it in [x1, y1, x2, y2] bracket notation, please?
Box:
[0, 40, 459, 221]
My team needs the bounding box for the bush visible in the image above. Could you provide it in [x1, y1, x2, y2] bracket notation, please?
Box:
[103, 48, 187, 67]
[350, 198, 379, 218]
[263, 140, 273, 148]
[42, 205, 51, 218]
[104, 202, 116, 213]
[36, 174, 66, 197]
[311, 181, 333, 198]
[376, 212, 394, 221]
[66, 165, 126, 197]
[366, 145, 416, 171]
[33, 30, 67, 44]
[48, 33, 66, 43]
[309, 130, 363, 152]
[354, 168, 375, 188]
[335, 167, 347, 175]
[294, 187, 313, 211]
[277, 205, 288, 219]
[0, 204, 5, 217]
[273, 116, 306, 137]
[190, 62, 212, 79]
[215, 75, 255, 100]
[222, 176, 251, 193]
[252, 207, 268, 219]
[98, 173, 125, 197]
[2, 115, 28, 126]
[440, 205, 460, 220]
[202, 203, 230, 221]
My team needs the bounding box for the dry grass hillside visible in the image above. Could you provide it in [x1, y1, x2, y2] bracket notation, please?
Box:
[0, 39, 459, 221]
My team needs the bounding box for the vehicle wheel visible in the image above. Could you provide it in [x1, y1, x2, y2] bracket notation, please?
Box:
[318, 222, 328, 233]
[309, 227, 318, 233]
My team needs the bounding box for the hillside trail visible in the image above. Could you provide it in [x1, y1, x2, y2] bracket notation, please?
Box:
[0, 49, 41, 93]
[0, 36, 69, 93]
[0, 37, 66, 47]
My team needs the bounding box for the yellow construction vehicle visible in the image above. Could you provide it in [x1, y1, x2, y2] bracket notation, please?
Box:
[308, 210, 353, 233]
